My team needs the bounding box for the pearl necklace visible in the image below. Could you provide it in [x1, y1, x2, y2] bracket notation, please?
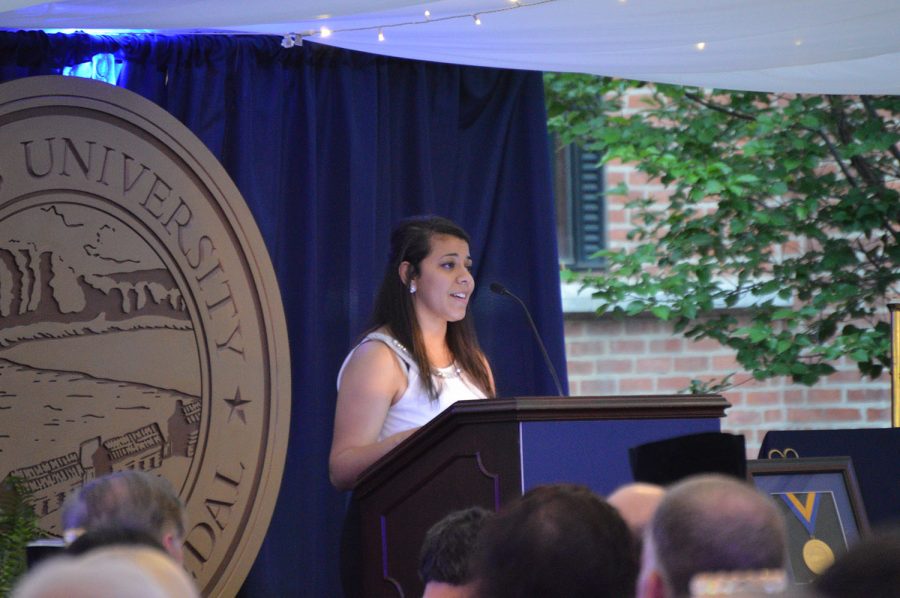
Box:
[389, 338, 460, 379]
[433, 364, 462, 379]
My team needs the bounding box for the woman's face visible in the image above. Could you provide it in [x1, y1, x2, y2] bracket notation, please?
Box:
[410, 234, 474, 328]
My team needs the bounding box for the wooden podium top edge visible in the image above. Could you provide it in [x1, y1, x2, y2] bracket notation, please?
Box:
[443, 394, 729, 417]
[354, 394, 730, 494]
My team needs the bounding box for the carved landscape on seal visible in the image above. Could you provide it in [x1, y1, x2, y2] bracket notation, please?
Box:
[1, 202, 200, 521]
[0, 76, 290, 596]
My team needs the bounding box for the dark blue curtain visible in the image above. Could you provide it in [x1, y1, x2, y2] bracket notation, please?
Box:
[0, 31, 567, 596]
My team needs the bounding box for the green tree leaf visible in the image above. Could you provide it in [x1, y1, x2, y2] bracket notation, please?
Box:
[545, 73, 899, 389]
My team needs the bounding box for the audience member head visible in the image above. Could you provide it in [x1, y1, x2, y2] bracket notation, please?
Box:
[639, 474, 787, 598]
[608, 482, 666, 543]
[812, 526, 900, 598]
[12, 551, 167, 598]
[419, 506, 492, 598]
[60, 470, 186, 563]
[473, 483, 638, 598]
[80, 547, 199, 597]
[688, 569, 790, 597]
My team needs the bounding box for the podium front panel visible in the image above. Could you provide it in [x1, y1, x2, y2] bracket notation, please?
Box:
[521, 417, 721, 495]
[359, 421, 521, 597]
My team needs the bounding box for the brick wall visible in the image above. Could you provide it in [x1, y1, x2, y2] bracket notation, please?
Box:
[563, 312, 892, 457]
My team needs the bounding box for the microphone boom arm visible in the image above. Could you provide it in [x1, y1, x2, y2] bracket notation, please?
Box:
[491, 283, 565, 396]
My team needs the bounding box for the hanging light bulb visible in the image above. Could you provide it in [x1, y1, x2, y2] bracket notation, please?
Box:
[301, 0, 558, 43]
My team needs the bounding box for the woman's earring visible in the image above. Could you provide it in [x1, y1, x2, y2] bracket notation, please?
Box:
[410, 282, 417, 294]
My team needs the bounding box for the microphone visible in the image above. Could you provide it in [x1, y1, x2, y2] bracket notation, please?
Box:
[490, 282, 565, 396]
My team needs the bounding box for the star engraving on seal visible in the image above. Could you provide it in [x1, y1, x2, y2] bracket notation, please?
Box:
[224, 388, 252, 423]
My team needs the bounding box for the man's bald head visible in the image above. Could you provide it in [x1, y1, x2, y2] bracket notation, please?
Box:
[608, 483, 665, 540]
[640, 474, 786, 598]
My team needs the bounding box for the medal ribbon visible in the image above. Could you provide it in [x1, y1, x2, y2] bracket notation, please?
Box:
[780, 492, 821, 536]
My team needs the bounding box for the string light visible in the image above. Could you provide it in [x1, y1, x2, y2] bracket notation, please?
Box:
[281, 33, 306, 48]
[286, 0, 557, 43]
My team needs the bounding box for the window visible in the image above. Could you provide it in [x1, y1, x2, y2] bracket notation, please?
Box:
[552, 138, 606, 270]
[62, 53, 123, 85]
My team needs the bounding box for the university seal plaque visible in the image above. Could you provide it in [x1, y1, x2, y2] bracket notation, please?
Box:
[0, 76, 291, 596]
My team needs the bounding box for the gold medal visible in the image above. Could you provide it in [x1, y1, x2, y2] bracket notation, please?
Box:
[802, 538, 835, 574]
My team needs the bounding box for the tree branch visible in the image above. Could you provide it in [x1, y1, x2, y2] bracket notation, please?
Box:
[815, 125, 859, 188]
[683, 91, 755, 121]
[828, 97, 900, 243]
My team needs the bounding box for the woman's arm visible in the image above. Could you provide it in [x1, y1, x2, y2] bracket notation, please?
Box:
[329, 341, 416, 491]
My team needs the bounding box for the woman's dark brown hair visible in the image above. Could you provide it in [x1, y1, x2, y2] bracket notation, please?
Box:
[368, 215, 494, 400]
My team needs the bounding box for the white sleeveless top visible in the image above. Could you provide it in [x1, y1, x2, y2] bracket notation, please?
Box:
[337, 332, 486, 441]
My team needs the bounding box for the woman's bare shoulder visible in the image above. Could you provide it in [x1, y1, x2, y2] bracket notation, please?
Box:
[351, 337, 396, 363]
[343, 332, 404, 381]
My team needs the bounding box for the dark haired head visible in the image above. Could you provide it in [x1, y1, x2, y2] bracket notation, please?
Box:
[473, 484, 638, 598]
[419, 506, 492, 586]
[814, 526, 900, 598]
[369, 215, 493, 400]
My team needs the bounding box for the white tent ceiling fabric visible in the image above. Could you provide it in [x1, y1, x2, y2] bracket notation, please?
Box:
[1, 0, 899, 94]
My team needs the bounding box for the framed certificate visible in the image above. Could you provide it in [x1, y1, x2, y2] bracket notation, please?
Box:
[747, 456, 870, 585]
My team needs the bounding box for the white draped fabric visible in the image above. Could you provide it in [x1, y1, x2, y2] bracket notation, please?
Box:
[1, 0, 899, 94]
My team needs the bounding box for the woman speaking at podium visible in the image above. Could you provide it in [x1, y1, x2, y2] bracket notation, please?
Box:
[329, 215, 495, 491]
[330, 216, 495, 597]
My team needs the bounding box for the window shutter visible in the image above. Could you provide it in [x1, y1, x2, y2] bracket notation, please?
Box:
[569, 146, 605, 268]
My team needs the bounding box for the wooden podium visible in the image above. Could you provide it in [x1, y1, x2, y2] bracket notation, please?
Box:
[352, 394, 729, 597]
